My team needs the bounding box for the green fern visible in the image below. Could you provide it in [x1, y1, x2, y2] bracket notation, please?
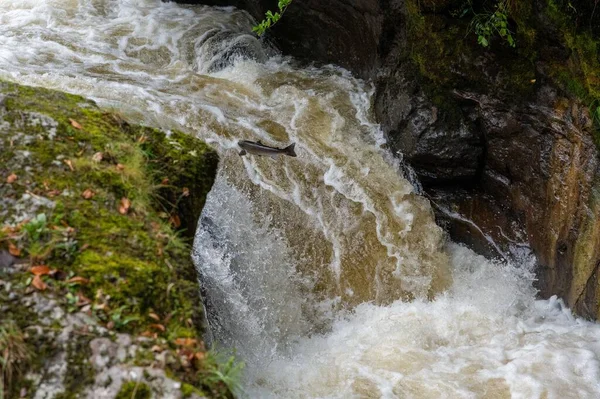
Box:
[253, 0, 293, 36]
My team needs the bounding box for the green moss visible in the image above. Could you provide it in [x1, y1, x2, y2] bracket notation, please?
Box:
[116, 381, 152, 399]
[181, 382, 204, 398]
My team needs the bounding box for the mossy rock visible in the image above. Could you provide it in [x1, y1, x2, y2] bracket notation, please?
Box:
[402, 0, 599, 141]
[0, 79, 224, 395]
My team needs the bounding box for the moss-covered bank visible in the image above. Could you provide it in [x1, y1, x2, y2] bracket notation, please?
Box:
[0, 81, 234, 398]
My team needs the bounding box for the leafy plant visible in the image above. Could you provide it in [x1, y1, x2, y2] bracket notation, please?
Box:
[23, 213, 48, 242]
[110, 306, 141, 330]
[253, 0, 293, 36]
[469, 1, 516, 47]
[204, 353, 245, 395]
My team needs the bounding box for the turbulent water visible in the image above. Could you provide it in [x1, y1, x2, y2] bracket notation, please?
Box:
[1, 1, 600, 398]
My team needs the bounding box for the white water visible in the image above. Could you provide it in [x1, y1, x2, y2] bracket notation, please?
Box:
[1, 1, 600, 398]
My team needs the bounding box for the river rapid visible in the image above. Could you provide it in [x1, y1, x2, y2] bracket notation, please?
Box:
[1, 1, 600, 398]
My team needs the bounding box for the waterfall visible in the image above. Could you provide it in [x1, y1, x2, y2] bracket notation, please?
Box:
[1, 1, 600, 397]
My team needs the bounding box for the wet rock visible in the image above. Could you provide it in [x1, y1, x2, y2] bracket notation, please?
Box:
[172, 0, 382, 78]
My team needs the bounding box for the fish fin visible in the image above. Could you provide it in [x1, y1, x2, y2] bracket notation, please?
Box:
[239, 149, 247, 156]
[284, 143, 297, 157]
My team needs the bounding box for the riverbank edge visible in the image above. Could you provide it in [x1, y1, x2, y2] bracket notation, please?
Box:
[0, 80, 234, 398]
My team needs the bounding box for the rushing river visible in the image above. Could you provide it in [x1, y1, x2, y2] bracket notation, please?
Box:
[1, 1, 600, 398]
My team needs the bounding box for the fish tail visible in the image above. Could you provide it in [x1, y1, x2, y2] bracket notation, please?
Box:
[284, 143, 297, 157]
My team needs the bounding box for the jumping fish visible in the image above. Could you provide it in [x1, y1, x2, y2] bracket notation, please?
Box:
[238, 140, 297, 158]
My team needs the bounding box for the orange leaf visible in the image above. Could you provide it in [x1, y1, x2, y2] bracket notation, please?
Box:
[148, 313, 160, 321]
[31, 275, 47, 291]
[64, 159, 74, 171]
[69, 119, 82, 129]
[195, 352, 206, 361]
[6, 173, 17, 184]
[175, 338, 197, 347]
[67, 276, 90, 284]
[31, 265, 51, 276]
[182, 187, 190, 197]
[149, 323, 165, 332]
[81, 189, 95, 199]
[8, 242, 21, 257]
[118, 197, 131, 215]
[169, 214, 181, 228]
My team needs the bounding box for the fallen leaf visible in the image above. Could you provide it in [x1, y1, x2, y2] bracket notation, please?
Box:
[93, 303, 107, 311]
[530, 79, 536, 84]
[46, 190, 61, 197]
[169, 214, 181, 228]
[151, 345, 162, 353]
[80, 304, 92, 313]
[64, 159, 74, 171]
[31, 265, 51, 276]
[69, 119, 82, 129]
[166, 282, 175, 297]
[67, 276, 90, 284]
[182, 187, 190, 197]
[6, 173, 17, 184]
[77, 292, 92, 306]
[116, 163, 125, 171]
[149, 323, 165, 332]
[148, 312, 160, 321]
[195, 352, 206, 361]
[118, 197, 131, 215]
[8, 242, 21, 257]
[81, 189, 95, 199]
[31, 275, 47, 291]
[92, 152, 103, 162]
[161, 177, 169, 185]
[137, 135, 147, 144]
[174, 338, 197, 347]
[106, 320, 115, 330]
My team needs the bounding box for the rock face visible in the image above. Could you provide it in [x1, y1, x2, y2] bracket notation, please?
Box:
[373, 0, 600, 319]
[172, 0, 382, 77]
[176, 0, 600, 318]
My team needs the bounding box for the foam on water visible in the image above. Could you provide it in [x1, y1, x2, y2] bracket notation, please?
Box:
[1, 1, 600, 398]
